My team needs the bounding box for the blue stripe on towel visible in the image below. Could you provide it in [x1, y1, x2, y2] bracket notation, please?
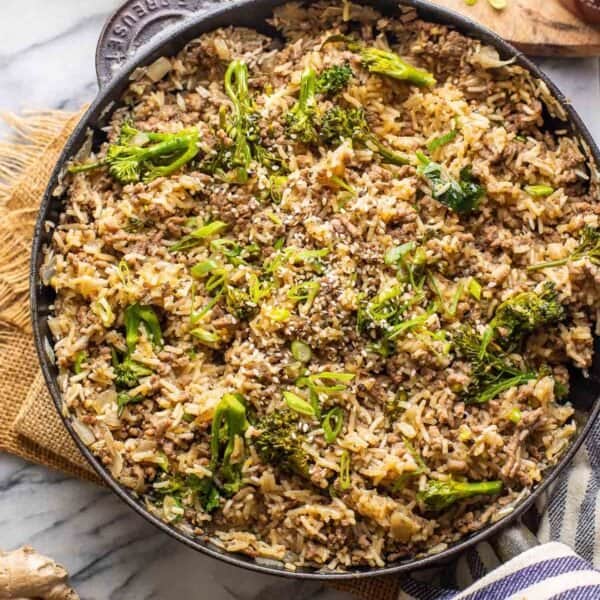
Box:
[574, 430, 600, 563]
[458, 556, 591, 600]
[551, 585, 600, 600]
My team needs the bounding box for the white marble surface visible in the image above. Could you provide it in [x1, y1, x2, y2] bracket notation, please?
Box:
[0, 2, 599, 599]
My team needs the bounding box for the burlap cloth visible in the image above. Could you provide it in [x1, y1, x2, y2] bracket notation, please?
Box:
[0, 110, 401, 599]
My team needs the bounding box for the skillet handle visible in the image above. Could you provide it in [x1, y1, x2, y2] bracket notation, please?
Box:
[95, 0, 221, 89]
[491, 520, 540, 562]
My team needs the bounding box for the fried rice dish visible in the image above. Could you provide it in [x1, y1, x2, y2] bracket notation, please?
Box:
[43, 1, 600, 570]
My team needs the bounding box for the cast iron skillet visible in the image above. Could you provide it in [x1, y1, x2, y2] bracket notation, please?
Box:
[30, 0, 600, 581]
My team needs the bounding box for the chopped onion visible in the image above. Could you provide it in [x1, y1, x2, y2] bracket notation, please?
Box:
[110, 451, 123, 478]
[40, 256, 56, 285]
[72, 418, 95, 446]
[163, 495, 184, 522]
[471, 45, 515, 69]
[147, 57, 172, 82]
[92, 388, 117, 414]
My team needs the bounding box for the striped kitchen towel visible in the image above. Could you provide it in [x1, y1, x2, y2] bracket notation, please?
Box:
[396, 423, 600, 599]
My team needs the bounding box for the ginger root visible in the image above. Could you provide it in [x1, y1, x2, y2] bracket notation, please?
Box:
[0, 547, 78, 600]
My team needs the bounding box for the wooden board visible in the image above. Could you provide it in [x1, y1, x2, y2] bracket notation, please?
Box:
[431, 0, 600, 56]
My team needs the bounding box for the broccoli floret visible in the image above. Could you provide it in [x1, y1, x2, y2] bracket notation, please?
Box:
[418, 479, 503, 511]
[319, 105, 368, 147]
[285, 67, 319, 144]
[153, 473, 221, 513]
[454, 326, 537, 404]
[416, 152, 484, 214]
[529, 225, 600, 271]
[112, 304, 162, 392]
[69, 124, 199, 184]
[114, 355, 153, 389]
[210, 393, 249, 495]
[254, 410, 310, 478]
[319, 106, 409, 165]
[116, 390, 144, 415]
[483, 282, 565, 353]
[316, 64, 353, 97]
[188, 475, 221, 512]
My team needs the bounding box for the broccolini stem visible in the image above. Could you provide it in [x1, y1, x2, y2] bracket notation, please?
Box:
[361, 47, 436, 87]
[69, 160, 105, 174]
[366, 136, 410, 166]
[419, 478, 503, 511]
[224, 60, 255, 172]
[142, 133, 199, 180]
[474, 372, 537, 404]
[297, 67, 317, 112]
[527, 258, 570, 272]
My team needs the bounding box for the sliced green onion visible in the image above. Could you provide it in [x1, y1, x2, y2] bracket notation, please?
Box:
[248, 274, 272, 305]
[507, 407, 522, 424]
[191, 292, 222, 324]
[205, 271, 227, 293]
[339, 450, 351, 490]
[191, 221, 229, 238]
[288, 247, 330, 263]
[306, 371, 355, 393]
[191, 259, 219, 278]
[330, 175, 356, 195]
[283, 391, 316, 417]
[287, 280, 320, 313]
[322, 407, 344, 443]
[266, 307, 291, 322]
[387, 312, 432, 340]
[427, 273, 444, 305]
[286, 247, 330, 273]
[524, 185, 554, 197]
[384, 241, 416, 266]
[427, 128, 458, 152]
[468, 277, 482, 301]
[191, 327, 220, 345]
[268, 175, 288, 203]
[118, 259, 130, 287]
[266, 211, 282, 225]
[448, 281, 465, 317]
[291, 340, 312, 362]
[92, 297, 115, 327]
[309, 388, 321, 419]
[169, 221, 228, 253]
[73, 351, 88, 374]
